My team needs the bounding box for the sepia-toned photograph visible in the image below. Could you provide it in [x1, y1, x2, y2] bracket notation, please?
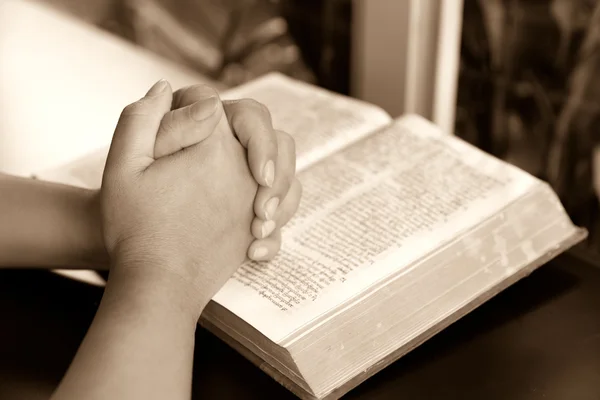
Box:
[455, 0, 600, 252]
[1, 1, 599, 399]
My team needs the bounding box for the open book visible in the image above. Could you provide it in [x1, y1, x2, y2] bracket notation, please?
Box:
[36, 73, 587, 400]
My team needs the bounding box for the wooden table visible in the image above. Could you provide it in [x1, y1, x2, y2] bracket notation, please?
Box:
[1, 254, 599, 400]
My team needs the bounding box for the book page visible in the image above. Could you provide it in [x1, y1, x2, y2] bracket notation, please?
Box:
[34, 73, 390, 186]
[211, 114, 539, 344]
[221, 72, 392, 171]
[32, 146, 108, 189]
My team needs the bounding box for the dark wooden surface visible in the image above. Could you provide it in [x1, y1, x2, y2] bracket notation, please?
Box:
[1, 254, 599, 400]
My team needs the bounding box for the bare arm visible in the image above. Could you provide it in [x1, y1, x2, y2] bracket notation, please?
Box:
[50, 80, 238, 400]
[0, 173, 107, 269]
[48, 81, 303, 400]
[50, 265, 199, 400]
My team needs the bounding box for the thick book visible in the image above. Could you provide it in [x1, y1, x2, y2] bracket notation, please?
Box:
[35, 73, 587, 400]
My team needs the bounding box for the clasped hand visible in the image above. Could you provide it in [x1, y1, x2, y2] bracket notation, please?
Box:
[100, 80, 301, 318]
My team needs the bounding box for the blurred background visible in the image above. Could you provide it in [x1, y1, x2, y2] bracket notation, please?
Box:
[5, 0, 600, 254]
[38, 0, 351, 93]
[455, 0, 600, 255]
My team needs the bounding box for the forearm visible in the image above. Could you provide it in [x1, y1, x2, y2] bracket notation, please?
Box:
[0, 173, 107, 269]
[51, 265, 200, 400]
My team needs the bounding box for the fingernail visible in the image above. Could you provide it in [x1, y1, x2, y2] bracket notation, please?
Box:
[252, 246, 269, 260]
[264, 197, 279, 220]
[261, 220, 276, 238]
[191, 96, 219, 121]
[146, 79, 169, 97]
[262, 160, 275, 187]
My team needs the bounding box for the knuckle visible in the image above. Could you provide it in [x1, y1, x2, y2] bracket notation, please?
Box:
[281, 179, 302, 208]
[243, 98, 267, 112]
[276, 130, 297, 174]
[276, 169, 294, 194]
[283, 172, 295, 191]
[160, 113, 179, 134]
[177, 84, 217, 109]
[293, 178, 303, 196]
[277, 130, 296, 154]
[240, 98, 272, 120]
[121, 99, 150, 117]
[229, 99, 275, 148]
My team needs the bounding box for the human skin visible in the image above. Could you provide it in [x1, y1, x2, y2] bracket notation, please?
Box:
[50, 80, 299, 400]
[0, 84, 301, 270]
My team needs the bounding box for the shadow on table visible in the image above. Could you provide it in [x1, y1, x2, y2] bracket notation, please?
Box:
[347, 256, 599, 400]
[0, 255, 597, 400]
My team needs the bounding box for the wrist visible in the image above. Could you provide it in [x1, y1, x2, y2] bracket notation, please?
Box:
[105, 258, 208, 325]
[80, 190, 109, 269]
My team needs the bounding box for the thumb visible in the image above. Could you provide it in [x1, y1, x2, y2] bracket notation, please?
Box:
[154, 84, 223, 158]
[104, 79, 173, 178]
